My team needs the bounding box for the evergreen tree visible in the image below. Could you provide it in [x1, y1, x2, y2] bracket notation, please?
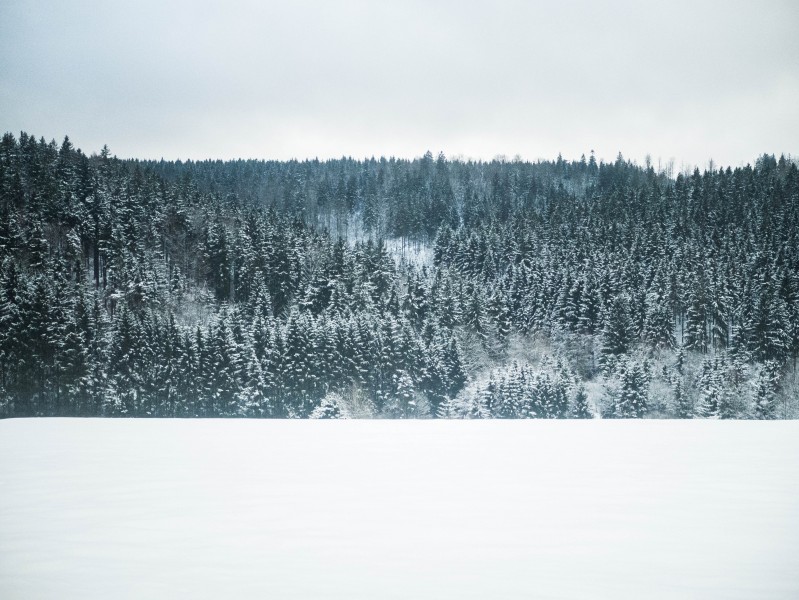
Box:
[695, 357, 722, 418]
[600, 295, 633, 371]
[684, 281, 709, 353]
[611, 359, 650, 418]
[673, 378, 692, 418]
[107, 305, 144, 415]
[643, 270, 675, 349]
[570, 385, 592, 418]
[753, 361, 780, 419]
[746, 270, 791, 363]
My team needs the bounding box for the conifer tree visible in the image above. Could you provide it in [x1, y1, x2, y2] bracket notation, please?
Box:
[570, 385, 592, 418]
[643, 270, 676, 349]
[695, 357, 722, 418]
[612, 359, 650, 418]
[601, 295, 633, 371]
[684, 284, 709, 353]
[753, 361, 780, 419]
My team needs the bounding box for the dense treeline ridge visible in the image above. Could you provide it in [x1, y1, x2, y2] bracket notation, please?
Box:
[0, 132, 797, 418]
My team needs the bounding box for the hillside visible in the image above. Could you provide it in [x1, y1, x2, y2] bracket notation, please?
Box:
[1, 134, 798, 418]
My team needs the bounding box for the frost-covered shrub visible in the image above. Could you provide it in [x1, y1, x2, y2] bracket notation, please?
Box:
[309, 392, 343, 419]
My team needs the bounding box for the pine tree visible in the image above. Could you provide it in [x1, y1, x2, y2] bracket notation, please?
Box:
[570, 385, 592, 418]
[238, 347, 270, 417]
[487, 289, 512, 356]
[463, 285, 489, 344]
[600, 295, 633, 371]
[612, 359, 650, 418]
[684, 282, 709, 353]
[643, 270, 675, 349]
[0, 260, 22, 413]
[577, 273, 602, 335]
[695, 357, 722, 418]
[207, 312, 243, 416]
[387, 370, 416, 419]
[746, 270, 791, 363]
[57, 286, 90, 415]
[107, 305, 143, 415]
[673, 378, 692, 418]
[85, 290, 109, 416]
[753, 361, 780, 419]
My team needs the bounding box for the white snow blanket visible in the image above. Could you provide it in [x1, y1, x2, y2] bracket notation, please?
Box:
[1, 419, 798, 599]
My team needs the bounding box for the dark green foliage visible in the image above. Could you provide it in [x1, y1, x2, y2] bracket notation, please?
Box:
[0, 132, 797, 418]
[610, 359, 650, 419]
[570, 385, 592, 419]
[754, 361, 781, 420]
[601, 295, 633, 371]
[479, 362, 572, 419]
[673, 378, 691, 419]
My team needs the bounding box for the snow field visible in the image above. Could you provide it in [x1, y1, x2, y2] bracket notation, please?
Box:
[1, 419, 798, 599]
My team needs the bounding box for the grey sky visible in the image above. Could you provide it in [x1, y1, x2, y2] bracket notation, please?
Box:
[1, 0, 797, 168]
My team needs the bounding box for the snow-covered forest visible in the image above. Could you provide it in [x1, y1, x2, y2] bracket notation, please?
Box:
[1, 132, 797, 419]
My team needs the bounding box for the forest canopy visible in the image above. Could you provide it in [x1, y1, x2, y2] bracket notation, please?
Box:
[1, 133, 797, 419]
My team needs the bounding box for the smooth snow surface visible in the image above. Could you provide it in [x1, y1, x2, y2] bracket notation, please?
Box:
[1, 420, 798, 600]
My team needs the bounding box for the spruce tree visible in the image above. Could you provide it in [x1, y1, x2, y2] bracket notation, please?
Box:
[753, 361, 780, 419]
[612, 359, 650, 418]
[570, 385, 592, 418]
[600, 295, 633, 371]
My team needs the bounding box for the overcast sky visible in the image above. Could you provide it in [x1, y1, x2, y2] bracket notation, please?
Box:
[1, 0, 797, 168]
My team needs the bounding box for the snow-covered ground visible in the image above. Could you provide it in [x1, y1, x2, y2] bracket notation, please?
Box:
[1, 419, 798, 600]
